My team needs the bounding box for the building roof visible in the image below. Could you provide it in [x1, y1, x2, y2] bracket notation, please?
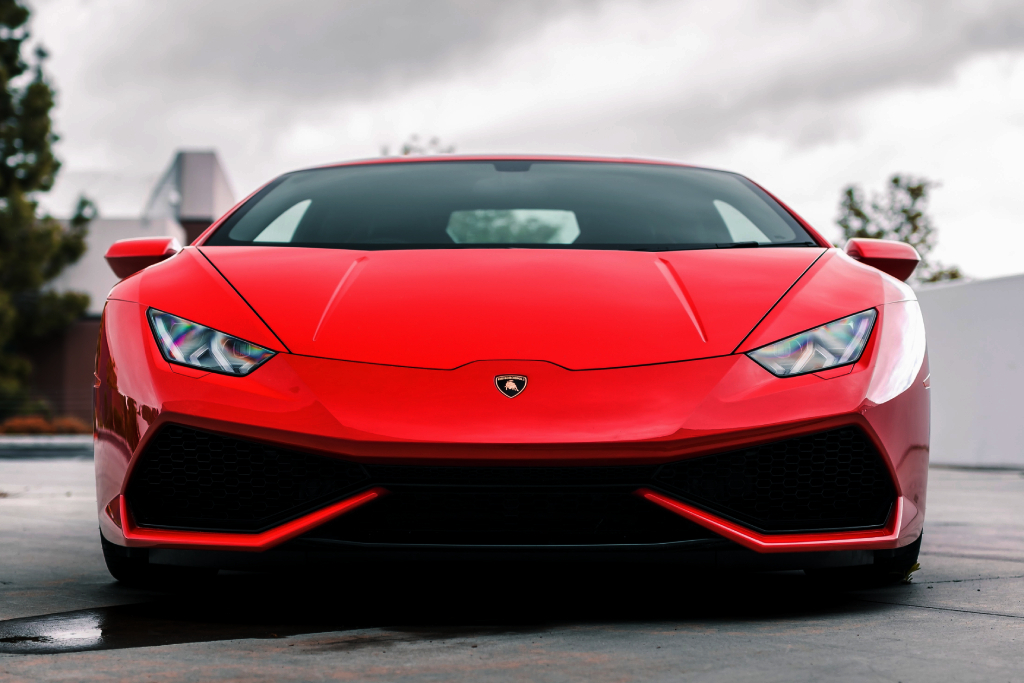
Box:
[143, 151, 236, 224]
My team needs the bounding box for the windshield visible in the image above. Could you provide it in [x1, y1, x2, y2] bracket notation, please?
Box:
[205, 161, 817, 250]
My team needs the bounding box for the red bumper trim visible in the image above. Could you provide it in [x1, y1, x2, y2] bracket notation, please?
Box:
[637, 488, 903, 553]
[117, 487, 387, 552]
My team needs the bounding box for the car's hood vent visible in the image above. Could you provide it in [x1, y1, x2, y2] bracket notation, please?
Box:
[200, 246, 822, 370]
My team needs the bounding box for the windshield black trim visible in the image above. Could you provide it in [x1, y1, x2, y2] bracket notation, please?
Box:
[201, 242, 821, 252]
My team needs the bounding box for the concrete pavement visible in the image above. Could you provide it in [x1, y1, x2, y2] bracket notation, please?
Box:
[0, 459, 1022, 681]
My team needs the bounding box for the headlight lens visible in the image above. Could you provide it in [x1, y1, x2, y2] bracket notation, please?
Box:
[147, 309, 275, 376]
[747, 309, 877, 377]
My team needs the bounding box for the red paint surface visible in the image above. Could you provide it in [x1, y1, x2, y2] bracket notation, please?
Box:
[737, 250, 915, 353]
[200, 246, 822, 369]
[109, 248, 285, 352]
[95, 297, 928, 552]
[104, 236, 182, 279]
[845, 238, 921, 282]
[94, 156, 929, 557]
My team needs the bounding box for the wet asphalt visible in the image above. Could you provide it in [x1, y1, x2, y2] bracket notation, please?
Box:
[0, 458, 1022, 682]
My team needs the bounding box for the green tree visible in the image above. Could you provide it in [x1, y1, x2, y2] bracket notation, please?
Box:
[836, 174, 962, 283]
[0, 0, 94, 418]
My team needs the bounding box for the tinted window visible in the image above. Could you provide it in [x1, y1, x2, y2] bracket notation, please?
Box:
[206, 161, 816, 250]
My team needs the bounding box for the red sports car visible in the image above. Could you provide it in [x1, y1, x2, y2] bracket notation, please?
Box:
[95, 157, 928, 584]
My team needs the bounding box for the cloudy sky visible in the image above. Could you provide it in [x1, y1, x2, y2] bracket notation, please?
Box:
[30, 0, 1024, 278]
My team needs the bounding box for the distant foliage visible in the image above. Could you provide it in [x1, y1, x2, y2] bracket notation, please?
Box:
[380, 134, 456, 157]
[0, 414, 90, 434]
[0, 0, 96, 419]
[836, 174, 962, 284]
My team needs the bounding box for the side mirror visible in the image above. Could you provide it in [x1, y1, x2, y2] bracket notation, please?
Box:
[104, 237, 182, 279]
[844, 238, 920, 282]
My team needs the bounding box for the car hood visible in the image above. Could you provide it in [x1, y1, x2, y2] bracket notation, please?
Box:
[200, 246, 823, 370]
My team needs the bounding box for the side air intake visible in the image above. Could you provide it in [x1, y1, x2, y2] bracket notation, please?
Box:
[652, 427, 896, 532]
[126, 425, 369, 532]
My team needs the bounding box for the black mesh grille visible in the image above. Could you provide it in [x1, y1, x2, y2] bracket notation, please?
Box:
[126, 424, 896, 537]
[652, 427, 896, 532]
[126, 425, 369, 532]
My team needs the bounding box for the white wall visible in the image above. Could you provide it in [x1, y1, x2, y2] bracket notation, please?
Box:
[49, 218, 186, 315]
[917, 274, 1024, 467]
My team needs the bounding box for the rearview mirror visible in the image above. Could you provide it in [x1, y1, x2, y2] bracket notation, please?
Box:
[104, 237, 182, 279]
[844, 238, 920, 282]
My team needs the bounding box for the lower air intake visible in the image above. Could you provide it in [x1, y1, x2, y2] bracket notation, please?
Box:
[125, 424, 896, 538]
[304, 489, 714, 546]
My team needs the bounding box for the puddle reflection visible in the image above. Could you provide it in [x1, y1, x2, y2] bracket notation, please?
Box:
[0, 612, 101, 653]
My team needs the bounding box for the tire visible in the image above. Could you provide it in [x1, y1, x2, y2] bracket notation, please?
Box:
[806, 534, 922, 587]
[101, 534, 218, 588]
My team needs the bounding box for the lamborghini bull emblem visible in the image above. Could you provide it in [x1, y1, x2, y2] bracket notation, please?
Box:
[495, 374, 528, 398]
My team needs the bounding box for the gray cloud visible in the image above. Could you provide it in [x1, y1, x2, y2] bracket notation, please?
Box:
[32, 0, 604, 213]
[478, 0, 1024, 156]
[30, 0, 1024, 221]
[82, 0, 600, 105]
[63, 0, 1024, 118]
[744, 1, 1024, 107]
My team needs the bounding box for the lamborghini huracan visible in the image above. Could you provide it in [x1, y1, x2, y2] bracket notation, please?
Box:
[95, 157, 928, 584]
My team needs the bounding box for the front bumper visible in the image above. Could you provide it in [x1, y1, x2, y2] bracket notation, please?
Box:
[95, 299, 929, 560]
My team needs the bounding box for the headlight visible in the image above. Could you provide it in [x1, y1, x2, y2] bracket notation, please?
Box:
[147, 309, 275, 376]
[747, 309, 877, 377]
